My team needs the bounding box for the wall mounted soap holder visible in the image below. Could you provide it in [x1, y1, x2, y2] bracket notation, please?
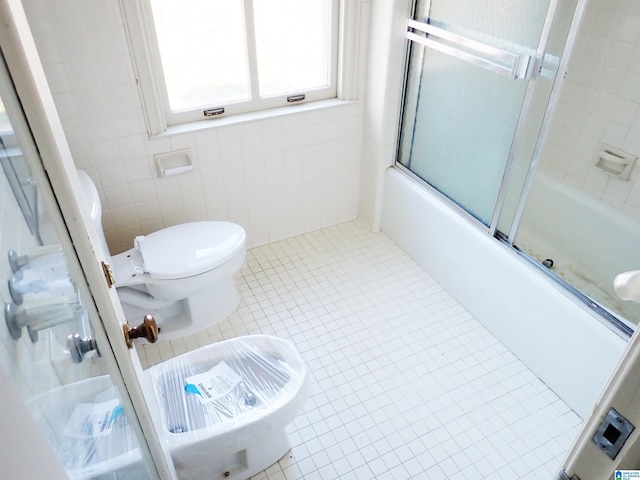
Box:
[595, 145, 636, 180]
[155, 149, 194, 177]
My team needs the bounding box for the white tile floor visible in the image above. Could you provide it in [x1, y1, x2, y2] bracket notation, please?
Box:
[138, 220, 583, 480]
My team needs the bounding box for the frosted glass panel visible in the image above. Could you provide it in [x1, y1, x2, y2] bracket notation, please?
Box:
[398, 0, 552, 225]
[400, 48, 528, 223]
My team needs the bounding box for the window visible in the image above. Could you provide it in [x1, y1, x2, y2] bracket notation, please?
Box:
[121, 0, 358, 135]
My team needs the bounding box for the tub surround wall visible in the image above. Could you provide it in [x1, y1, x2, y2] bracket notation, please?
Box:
[382, 167, 627, 418]
[23, 0, 366, 254]
[541, 0, 640, 222]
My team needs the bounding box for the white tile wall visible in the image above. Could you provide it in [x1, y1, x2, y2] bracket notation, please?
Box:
[540, 0, 640, 222]
[23, 0, 364, 254]
[359, 0, 411, 231]
[139, 221, 582, 479]
[19, 0, 415, 251]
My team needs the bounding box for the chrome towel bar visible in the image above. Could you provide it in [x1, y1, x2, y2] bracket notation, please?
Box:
[406, 19, 536, 80]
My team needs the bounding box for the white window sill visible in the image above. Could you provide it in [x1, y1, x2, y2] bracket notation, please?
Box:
[152, 98, 359, 139]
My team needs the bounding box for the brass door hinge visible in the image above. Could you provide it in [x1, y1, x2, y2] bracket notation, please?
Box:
[101, 261, 115, 288]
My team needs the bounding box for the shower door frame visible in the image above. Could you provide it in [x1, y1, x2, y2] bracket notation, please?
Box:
[397, 0, 563, 234]
[487, 0, 561, 237]
[395, 0, 633, 337]
[502, 0, 585, 244]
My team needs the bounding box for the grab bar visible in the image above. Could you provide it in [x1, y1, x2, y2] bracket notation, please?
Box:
[406, 19, 536, 80]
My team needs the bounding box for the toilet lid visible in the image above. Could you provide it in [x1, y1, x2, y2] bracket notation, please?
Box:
[135, 222, 246, 280]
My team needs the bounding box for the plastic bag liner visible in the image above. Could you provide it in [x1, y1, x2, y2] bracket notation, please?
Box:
[147, 335, 307, 439]
[26, 375, 143, 479]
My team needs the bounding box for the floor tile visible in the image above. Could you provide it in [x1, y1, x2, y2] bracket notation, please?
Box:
[139, 221, 582, 479]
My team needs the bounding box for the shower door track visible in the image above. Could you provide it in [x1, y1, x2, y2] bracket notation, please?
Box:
[395, 158, 635, 339]
[495, 232, 635, 339]
[395, 160, 635, 339]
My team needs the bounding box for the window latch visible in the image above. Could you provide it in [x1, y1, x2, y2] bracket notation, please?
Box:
[203, 107, 225, 117]
[287, 94, 306, 103]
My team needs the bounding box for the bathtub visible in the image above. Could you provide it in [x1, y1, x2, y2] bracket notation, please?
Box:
[381, 167, 627, 417]
[517, 172, 640, 326]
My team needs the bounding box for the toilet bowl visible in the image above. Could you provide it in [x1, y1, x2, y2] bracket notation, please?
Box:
[146, 334, 309, 480]
[77, 170, 246, 340]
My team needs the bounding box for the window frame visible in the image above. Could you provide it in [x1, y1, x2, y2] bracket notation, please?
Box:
[120, 0, 360, 136]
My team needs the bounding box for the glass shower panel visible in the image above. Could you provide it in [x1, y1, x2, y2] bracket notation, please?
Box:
[399, 51, 529, 223]
[0, 75, 154, 479]
[496, 0, 579, 236]
[423, 1, 550, 47]
[398, 0, 551, 225]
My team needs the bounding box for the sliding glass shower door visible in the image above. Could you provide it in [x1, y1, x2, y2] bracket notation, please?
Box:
[397, 1, 640, 330]
[398, 0, 557, 226]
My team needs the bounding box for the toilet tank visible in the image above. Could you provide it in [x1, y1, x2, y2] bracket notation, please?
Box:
[76, 170, 112, 258]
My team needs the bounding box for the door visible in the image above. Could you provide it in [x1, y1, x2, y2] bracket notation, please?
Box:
[558, 323, 640, 478]
[0, 1, 175, 478]
[397, 0, 563, 227]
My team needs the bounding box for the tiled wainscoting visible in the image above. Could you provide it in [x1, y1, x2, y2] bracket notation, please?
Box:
[138, 221, 582, 480]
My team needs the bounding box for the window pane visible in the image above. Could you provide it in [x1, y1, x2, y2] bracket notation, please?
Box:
[150, 0, 250, 112]
[253, 0, 331, 97]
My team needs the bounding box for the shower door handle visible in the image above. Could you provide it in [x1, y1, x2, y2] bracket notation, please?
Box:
[406, 19, 536, 80]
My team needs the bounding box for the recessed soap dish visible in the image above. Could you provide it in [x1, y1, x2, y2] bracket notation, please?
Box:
[154, 149, 194, 178]
[595, 145, 636, 180]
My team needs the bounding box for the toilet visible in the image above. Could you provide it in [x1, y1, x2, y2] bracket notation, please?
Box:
[28, 335, 308, 480]
[146, 334, 309, 480]
[77, 170, 246, 340]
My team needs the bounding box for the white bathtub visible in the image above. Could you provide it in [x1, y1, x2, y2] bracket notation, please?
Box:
[381, 167, 627, 417]
[517, 172, 640, 326]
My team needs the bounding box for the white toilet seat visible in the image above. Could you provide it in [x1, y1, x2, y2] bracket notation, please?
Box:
[77, 169, 247, 341]
[135, 222, 246, 280]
